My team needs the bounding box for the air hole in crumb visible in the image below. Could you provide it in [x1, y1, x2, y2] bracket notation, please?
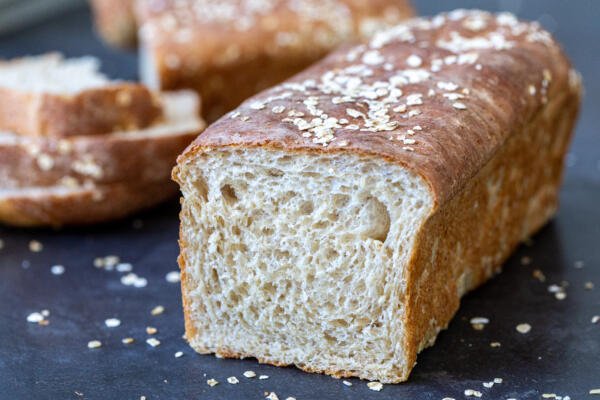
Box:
[359, 197, 390, 242]
[194, 177, 209, 201]
[415, 200, 424, 209]
[299, 201, 314, 215]
[267, 168, 284, 177]
[332, 194, 350, 208]
[262, 227, 274, 236]
[221, 184, 238, 205]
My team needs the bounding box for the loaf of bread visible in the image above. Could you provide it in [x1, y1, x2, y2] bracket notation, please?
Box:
[90, 0, 137, 48]
[173, 10, 581, 383]
[0, 55, 205, 227]
[137, 0, 414, 121]
[0, 54, 162, 137]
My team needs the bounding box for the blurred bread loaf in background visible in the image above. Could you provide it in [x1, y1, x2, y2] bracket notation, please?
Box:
[90, 0, 415, 121]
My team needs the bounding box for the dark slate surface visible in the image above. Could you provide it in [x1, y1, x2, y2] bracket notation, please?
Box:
[0, 1, 599, 399]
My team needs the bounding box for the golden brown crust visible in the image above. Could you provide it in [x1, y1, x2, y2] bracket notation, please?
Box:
[89, 0, 137, 48]
[137, 0, 414, 121]
[179, 10, 579, 206]
[0, 83, 163, 138]
[0, 180, 177, 227]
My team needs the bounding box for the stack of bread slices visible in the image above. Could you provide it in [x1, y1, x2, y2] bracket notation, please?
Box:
[0, 53, 204, 227]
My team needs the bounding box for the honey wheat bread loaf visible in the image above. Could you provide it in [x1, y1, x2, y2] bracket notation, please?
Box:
[173, 10, 581, 383]
[138, 0, 414, 121]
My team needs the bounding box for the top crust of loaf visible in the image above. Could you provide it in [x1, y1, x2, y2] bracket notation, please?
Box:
[177, 10, 582, 206]
[0, 54, 162, 137]
[137, 0, 414, 80]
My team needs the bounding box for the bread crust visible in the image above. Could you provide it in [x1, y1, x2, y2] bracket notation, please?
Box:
[89, 0, 137, 48]
[137, 0, 414, 121]
[175, 10, 581, 382]
[0, 82, 162, 138]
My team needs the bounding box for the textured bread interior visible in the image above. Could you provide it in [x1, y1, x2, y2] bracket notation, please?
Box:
[177, 149, 433, 380]
[0, 54, 109, 94]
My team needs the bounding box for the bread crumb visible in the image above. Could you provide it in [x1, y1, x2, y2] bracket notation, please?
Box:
[116, 263, 133, 272]
[590, 389, 600, 395]
[532, 269, 546, 282]
[592, 315, 599, 324]
[51, 265, 65, 275]
[87, 340, 102, 349]
[266, 392, 279, 400]
[555, 292, 567, 300]
[493, 378, 503, 384]
[584, 281, 594, 290]
[520, 256, 532, 265]
[243, 370, 256, 378]
[259, 375, 269, 380]
[122, 337, 134, 344]
[206, 378, 218, 387]
[29, 240, 43, 252]
[105, 318, 121, 328]
[151, 305, 165, 316]
[146, 338, 160, 347]
[516, 323, 531, 334]
[470, 317, 489, 330]
[490, 342, 501, 347]
[175, 351, 184, 358]
[343, 380, 352, 386]
[367, 382, 383, 391]
[452, 102, 467, 109]
[227, 376, 239, 384]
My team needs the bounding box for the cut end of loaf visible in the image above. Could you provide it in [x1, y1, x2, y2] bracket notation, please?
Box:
[176, 148, 433, 382]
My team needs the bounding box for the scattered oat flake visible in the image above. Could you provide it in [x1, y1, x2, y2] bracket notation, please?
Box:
[27, 312, 44, 323]
[516, 323, 531, 334]
[116, 263, 133, 272]
[243, 370, 256, 378]
[207, 378, 219, 387]
[175, 351, 184, 358]
[105, 318, 121, 328]
[146, 326, 157, 335]
[151, 305, 165, 316]
[227, 376, 239, 384]
[122, 337, 134, 344]
[87, 340, 102, 349]
[29, 240, 43, 252]
[266, 392, 279, 400]
[367, 382, 383, 391]
[51, 265, 65, 275]
[259, 375, 269, 380]
[165, 271, 181, 283]
[464, 389, 482, 397]
[146, 338, 160, 347]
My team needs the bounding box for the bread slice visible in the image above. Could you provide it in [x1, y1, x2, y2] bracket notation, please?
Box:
[0, 91, 201, 188]
[0, 180, 175, 227]
[173, 10, 582, 383]
[0, 54, 162, 137]
[0, 90, 204, 227]
[137, 0, 415, 122]
[90, 0, 137, 48]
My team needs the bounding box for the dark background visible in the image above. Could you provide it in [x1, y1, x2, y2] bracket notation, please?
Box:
[0, 1, 598, 399]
